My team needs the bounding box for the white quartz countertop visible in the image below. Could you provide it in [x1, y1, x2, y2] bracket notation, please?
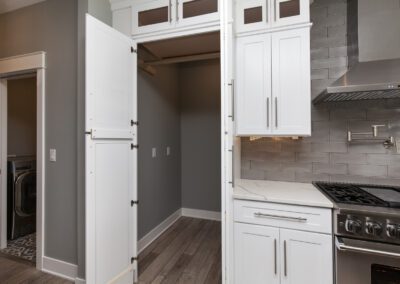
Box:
[233, 179, 334, 208]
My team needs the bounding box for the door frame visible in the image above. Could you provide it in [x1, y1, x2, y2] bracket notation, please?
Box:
[0, 52, 46, 270]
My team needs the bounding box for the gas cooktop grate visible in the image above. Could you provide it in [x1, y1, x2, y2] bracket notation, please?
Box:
[314, 182, 389, 207]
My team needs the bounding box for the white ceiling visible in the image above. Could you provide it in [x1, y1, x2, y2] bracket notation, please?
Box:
[0, 0, 46, 14]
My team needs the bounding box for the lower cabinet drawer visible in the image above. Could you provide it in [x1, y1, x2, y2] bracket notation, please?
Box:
[234, 199, 332, 234]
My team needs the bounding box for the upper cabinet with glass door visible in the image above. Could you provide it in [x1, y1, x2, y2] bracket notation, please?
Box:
[235, 0, 310, 34]
[178, 0, 219, 27]
[132, 0, 174, 34]
[128, 0, 220, 36]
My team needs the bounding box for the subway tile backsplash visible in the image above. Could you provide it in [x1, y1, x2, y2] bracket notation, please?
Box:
[241, 0, 400, 186]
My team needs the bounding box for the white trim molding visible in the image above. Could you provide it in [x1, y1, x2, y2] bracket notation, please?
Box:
[0, 52, 46, 271]
[138, 209, 182, 253]
[42, 256, 78, 281]
[0, 52, 46, 76]
[182, 208, 221, 221]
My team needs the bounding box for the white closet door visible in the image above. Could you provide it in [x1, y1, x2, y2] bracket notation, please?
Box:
[85, 14, 138, 284]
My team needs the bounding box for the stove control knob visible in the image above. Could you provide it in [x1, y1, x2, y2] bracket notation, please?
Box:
[365, 221, 382, 236]
[386, 224, 399, 238]
[345, 219, 362, 234]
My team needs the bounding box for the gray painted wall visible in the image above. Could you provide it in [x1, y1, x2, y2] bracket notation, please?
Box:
[88, 0, 112, 26]
[241, 0, 400, 186]
[138, 66, 182, 239]
[358, 0, 400, 62]
[0, 0, 78, 263]
[7, 77, 37, 156]
[137, 59, 221, 238]
[180, 60, 221, 212]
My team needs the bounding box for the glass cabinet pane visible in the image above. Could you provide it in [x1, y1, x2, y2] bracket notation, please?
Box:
[138, 6, 169, 27]
[183, 0, 218, 19]
[244, 6, 263, 24]
[279, 0, 300, 19]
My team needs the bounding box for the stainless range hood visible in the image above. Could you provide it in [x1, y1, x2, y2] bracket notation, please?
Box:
[313, 59, 400, 104]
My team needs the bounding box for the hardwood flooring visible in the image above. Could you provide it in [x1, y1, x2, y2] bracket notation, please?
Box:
[0, 253, 72, 283]
[0, 217, 221, 284]
[138, 217, 222, 284]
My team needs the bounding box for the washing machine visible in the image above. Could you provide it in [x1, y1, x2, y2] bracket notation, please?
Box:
[7, 156, 37, 240]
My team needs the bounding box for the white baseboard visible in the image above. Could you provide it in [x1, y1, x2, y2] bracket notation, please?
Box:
[181, 208, 221, 221]
[75, 278, 86, 284]
[42, 256, 78, 281]
[138, 208, 182, 254]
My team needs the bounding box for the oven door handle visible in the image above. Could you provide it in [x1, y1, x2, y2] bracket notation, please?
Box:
[336, 237, 400, 258]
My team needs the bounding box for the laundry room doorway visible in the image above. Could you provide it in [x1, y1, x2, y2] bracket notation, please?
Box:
[0, 52, 46, 270]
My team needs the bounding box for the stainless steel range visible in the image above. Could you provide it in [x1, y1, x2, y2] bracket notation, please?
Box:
[314, 182, 400, 284]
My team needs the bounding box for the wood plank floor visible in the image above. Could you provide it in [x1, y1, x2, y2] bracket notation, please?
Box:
[138, 217, 222, 284]
[0, 253, 72, 283]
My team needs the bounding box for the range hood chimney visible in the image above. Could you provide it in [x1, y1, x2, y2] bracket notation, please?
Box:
[313, 59, 400, 103]
[313, 0, 400, 104]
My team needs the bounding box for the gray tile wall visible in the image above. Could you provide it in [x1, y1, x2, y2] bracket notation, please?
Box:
[241, 0, 400, 186]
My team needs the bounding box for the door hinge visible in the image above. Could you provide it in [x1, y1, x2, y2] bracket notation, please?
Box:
[131, 257, 138, 263]
[85, 129, 92, 135]
[131, 46, 137, 53]
[131, 120, 139, 126]
[131, 144, 139, 150]
[131, 200, 139, 207]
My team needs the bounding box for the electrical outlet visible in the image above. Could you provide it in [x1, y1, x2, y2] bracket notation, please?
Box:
[152, 148, 157, 158]
[50, 149, 56, 162]
[166, 147, 171, 156]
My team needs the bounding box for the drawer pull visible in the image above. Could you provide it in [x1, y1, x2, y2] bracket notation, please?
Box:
[254, 212, 307, 223]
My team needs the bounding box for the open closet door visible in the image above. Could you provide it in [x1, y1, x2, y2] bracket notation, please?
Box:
[85, 14, 138, 284]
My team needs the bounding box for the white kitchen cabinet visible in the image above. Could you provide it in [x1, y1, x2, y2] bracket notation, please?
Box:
[235, 0, 310, 34]
[132, 0, 174, 35]
[272, 0, 310, 28]
[233, 200, 333, 284]
[271, 27, 311, 136]
[235, 0, 270, 34]
[234, 223, 280, 284]
[177, 0, 219, 27]
[236, 33, 272, 135]
[129, 0, 220, 36]
[280, 229, 333, 284]
[235, 26, 311, 136]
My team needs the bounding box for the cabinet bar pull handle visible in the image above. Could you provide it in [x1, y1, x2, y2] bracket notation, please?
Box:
[169, 0, 172, 22]
[228, 79, 235, 121]
[254, 212, 307, 222]
[229, 146, 235, 188]
[266, 0, 268, 23]
[284, 240, 287, 277]
[274, 238, 277, 275]
[275, 97, 278, 128]
[267, 97, 270, 127]
[274, 0, 277, 21]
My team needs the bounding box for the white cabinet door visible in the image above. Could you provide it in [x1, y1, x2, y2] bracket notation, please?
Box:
[177, 0, 219, 27]
[86, 15, 138, 284]
[234, 223, 280, 284]
[235, 0, 271, 34]
[280, 229, 333, 284]
[132, 0, 174, 35]
[236, 33, 272, 136]
[272, 0, 310, 27]
[272, 27, 311, 136]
